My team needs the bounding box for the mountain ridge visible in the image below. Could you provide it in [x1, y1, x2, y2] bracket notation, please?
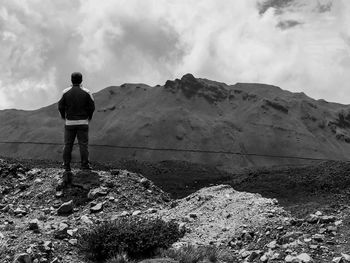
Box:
[1, 74, 350, 170]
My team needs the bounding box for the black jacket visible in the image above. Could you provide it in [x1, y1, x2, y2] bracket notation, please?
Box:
[58, 85, 95, 120]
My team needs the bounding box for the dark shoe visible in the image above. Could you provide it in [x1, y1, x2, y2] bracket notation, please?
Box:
[63, 171, 73, 185]
[63, 163, 71, 172]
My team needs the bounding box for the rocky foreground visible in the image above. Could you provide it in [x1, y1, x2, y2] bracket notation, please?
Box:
[0, 159, 350, 263]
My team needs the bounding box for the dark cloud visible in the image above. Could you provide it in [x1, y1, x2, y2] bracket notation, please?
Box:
[277, 20, 303, 30]
[105, 17, 184, 62]
[257, 0, 296, 15]
[315, 1, 333, 13]
[258, 0, 333, 16]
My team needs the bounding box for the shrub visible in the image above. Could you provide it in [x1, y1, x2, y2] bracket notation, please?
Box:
[77, 217, 185, 262]
[106, 253, 134, 263]
[161, 244, 238, 263]
[161, 244, 218, 263]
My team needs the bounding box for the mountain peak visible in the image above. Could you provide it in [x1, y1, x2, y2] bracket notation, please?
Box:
[164, 74, 228, 103]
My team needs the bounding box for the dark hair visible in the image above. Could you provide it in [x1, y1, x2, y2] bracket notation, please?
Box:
[71, 72, 83, 85]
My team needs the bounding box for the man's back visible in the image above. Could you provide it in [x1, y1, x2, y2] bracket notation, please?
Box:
[58, 85, 95, 121]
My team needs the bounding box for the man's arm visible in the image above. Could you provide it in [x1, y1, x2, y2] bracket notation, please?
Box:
[86, 92, 95, 121]
[58, 94, 66, 119]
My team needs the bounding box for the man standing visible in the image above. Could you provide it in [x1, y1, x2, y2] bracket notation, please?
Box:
[58, 72, 95, 172]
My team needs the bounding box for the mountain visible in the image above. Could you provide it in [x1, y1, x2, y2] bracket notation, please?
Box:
[1, 73, 350, 170]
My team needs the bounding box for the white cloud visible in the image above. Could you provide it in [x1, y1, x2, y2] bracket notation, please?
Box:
[0, 0, 350, 109]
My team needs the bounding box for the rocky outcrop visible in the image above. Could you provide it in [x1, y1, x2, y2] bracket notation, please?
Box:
[164, 73, 229, 103]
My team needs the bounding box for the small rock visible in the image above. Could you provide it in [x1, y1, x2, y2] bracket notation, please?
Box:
[132, 210, 141, 216]
[266, 240, 277, 249]
[140, 178, 151, 188]
[319, 228, 327, 234]
[260, 254, 268, 262]
[90, 202, 103, 213]
[27, 168, 41, 177]
[34, 178, 43, 184]
[285, 255, 295, 263]
[121, 211, 129, 216]
[342, 253, 350, 261]
[68, 238, 78, 245]
[54, 223, 69, 239]
[312, 234, 325, 242]
[81, 215, 93, 225]
[306, 214, 319, 224]
[87, 187, 108, 200]
[28, 219, 40, 231]
[271, 253, 281, 260]
[335, 220, 343, 226]
[247, 250, 262, 261]
[43, 241, 52, 252]
[14, 207, 27, 216]
[57, 200, 73, 215]
[67, 229, 76, 236]
[296, 253, 313, 262]
[147, 208, 157, 213]
[327, 226, 337, 232]
[55, 191, 63, 198]
[315, 211, 323, 216]
[240, 250, 251, 258]
[332, 257, 343, 263]
[55, 179, 66, 191]
[320, 215, 336, 223]
[13, 253, 31, 263]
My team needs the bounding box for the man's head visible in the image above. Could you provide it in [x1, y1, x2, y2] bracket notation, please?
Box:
[71, 72, 83, 85]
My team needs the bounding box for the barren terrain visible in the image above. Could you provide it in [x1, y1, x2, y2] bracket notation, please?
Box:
[1, 158, 350, 262]
[2, 74, 350, 170]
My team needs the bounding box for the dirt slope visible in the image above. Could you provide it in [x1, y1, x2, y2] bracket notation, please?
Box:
[1, 74, 350, 170]
[2, 159, 350, 263]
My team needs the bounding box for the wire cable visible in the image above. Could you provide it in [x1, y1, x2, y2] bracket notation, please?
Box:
[0, 140, 346, 162]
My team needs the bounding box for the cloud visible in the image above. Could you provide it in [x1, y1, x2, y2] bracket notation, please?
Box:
[257, 0, 296, 15]
[276, 20, 302, 30]
[0, 0, 350, 109]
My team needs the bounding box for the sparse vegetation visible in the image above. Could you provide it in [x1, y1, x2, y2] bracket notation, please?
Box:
[105, 253, 134, 263]
[77, 217, 185, 262]
[161, 244, 237, 263]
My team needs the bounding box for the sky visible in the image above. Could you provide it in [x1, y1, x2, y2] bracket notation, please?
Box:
[0, 0, 349, 110]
